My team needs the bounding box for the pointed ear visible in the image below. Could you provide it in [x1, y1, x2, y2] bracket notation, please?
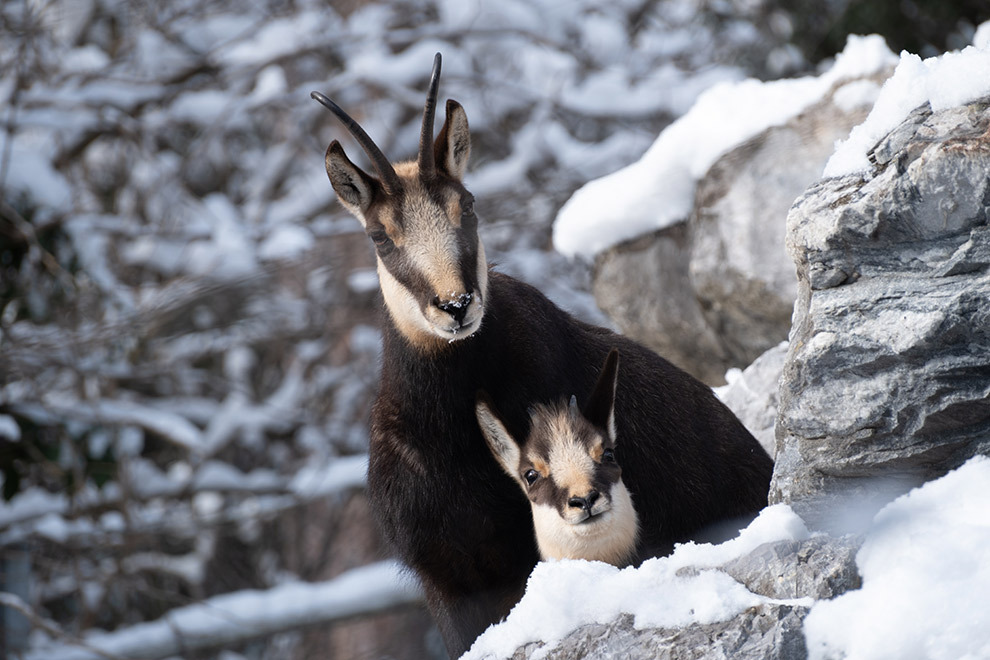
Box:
[325, 140, 379, 225]
[583, 349, 620, 443]
[475, 392, 522, 483]
[434, 99, 471, 182]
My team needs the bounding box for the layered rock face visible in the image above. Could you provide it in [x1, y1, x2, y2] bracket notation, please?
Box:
[772, 98, 990, 532]
[592, 85, 875, 384]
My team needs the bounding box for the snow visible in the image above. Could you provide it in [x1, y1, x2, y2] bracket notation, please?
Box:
[0, 133, 73, 215]
[289, 454, 369, 498]
[258, 224, 313, 261]
[62, 45, 111, 73]
[35, 398, 205, 453]
[804, 456, 990, 660]
[463, 505, 812, 660]
[977, 22, 990, 50]
[552, 35, 898, 260]
[184, 194, 259, 279]
[0, 413, 20, 441]
[247, 65, 288, 107]
[169, 89, 235, 126]
[825, 36, 990, 177]
[214, 10, 342, 68]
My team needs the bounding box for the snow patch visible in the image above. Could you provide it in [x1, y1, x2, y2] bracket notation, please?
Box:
[552, 35, 897, 260]
[804, 456, 990, 660]
[0, 414, 20, 441]
[258, 224, 313, 261]
[825, 26, 990, 177]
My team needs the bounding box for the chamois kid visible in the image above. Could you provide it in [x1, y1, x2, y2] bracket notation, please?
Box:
[477, 350, 639, 567]
[312, 53, 773, 658]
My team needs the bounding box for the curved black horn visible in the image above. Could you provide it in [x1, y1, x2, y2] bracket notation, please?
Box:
[311, 90, 402, 196]
[418, 53, 442, 180]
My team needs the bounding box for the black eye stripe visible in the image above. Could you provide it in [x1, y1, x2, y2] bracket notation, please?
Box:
[380, 248, 432, 299]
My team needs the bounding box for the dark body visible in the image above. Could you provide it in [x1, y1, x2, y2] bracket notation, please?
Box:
[367, 269, 774, 658]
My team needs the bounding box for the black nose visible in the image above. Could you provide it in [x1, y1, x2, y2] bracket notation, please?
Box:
[568, 490, 600, 512]
[435, 292, 472, 324]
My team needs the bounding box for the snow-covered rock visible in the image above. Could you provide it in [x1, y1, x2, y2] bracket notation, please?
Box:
[574, 37, 895, 383]
[773, 91, 990, 533]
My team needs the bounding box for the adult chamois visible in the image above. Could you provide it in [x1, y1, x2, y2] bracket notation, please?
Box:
[311, 53, 773, 658]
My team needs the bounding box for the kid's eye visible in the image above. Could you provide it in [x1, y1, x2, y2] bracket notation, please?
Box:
[523, 469, 539, 486]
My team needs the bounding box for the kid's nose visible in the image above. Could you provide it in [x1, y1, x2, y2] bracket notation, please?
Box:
[568, 490, 600, 512]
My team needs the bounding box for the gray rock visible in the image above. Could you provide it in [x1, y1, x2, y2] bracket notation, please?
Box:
[500, 93, 990, 660]
[720, 535, 862, 601]
[772, 97, 990, 533]
[591, 78, 878, 384]
[592, 225, 731, 385]
[689, 94, 871, 368]
[716, 341, 789, 457]
[511, 606, 809, 660]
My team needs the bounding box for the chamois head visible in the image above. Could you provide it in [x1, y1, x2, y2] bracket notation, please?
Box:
[312, 53, 484, 350]
[476, 350, 639, 566]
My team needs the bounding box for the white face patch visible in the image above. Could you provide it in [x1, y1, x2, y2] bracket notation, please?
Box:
[530, 480, 638, 566]
[374, 164, 487, 350]
[548, 447, 596, 523]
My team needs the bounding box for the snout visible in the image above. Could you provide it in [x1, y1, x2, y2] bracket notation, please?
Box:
[565, 489, 612, 524]
[433, 291, 473, 324]
[568, 490, 600, 514]
[427, 289, 483, 339]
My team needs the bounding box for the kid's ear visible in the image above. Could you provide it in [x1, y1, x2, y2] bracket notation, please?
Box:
[325, 140, 380, 225]
[475, 392, 523, 483]
[583, 349, 620, 443]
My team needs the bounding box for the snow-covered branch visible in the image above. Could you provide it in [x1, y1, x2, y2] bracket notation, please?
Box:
[17, 561, 422, 660]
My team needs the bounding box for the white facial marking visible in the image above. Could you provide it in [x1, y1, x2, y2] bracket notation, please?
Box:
[531, 481, 638, 566]
[374, 163, 487, 350]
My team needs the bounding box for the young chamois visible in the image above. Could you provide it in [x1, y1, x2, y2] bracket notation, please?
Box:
[312, 53, 773, 658]
[477, 350, 639, 567]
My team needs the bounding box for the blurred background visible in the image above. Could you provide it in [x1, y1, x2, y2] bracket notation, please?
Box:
[0, 0, 984, 658]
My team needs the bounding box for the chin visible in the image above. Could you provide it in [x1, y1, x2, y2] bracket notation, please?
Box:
[433, 315, 483, 342]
